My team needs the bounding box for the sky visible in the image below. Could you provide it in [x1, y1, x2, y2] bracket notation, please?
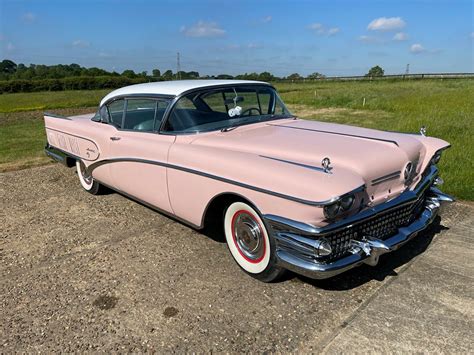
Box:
[0, 0, 473, 76]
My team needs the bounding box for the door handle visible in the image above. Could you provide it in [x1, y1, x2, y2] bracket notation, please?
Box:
[110, 136, 121, 141]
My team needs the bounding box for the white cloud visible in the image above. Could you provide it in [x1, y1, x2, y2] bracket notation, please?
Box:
[410, 43, 426, 54]
[308, 23, 323, 30]
[21, 12, 36, 23]
[393, 32, 408, 41]
[368, 17, 406, 31]
[261, 16, 272, 23]
[72, 39, 90, 48]
[181, 21, 226, 38]
[308, 23, 340, 36]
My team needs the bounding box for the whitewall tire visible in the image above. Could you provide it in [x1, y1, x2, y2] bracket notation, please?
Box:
[224, 201, 284, 282]
[76, 160, 102, 195]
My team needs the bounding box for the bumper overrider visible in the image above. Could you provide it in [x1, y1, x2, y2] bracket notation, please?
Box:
[264, 165, 454, 279]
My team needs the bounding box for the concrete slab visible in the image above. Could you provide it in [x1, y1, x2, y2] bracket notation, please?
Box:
[317, 202, 474, 354]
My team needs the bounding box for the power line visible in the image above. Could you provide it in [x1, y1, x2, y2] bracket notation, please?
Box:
[176, 52, 181, 80]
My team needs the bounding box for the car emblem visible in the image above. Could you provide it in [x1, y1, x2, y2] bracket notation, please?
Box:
[420, 126, 427, 136]
[321, 157, 332, 173]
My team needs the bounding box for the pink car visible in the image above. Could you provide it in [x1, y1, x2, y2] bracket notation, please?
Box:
[44, 80, 454, 282]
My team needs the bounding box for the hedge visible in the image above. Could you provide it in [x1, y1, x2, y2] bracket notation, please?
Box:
[0, 76, 150, 93]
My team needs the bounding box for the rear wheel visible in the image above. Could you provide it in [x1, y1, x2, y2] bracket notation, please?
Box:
[76, 160, 103, 195]
[224, 201, 285, 282]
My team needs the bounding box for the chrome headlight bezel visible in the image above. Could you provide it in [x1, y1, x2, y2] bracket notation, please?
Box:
[323, 194, 355, 219]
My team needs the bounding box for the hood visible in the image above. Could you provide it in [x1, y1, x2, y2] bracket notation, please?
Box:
[189, 118, 426, 204]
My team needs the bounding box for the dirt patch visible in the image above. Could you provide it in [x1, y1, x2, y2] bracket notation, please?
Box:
[93, 295, 119, 310]
[163, 307, 179, 318]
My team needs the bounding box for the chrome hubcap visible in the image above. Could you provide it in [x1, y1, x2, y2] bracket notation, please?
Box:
[233, 213, 264, 261]
[79, 162, 93, 185]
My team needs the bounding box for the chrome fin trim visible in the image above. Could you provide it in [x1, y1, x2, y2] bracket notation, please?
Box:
[371, 171, 401, 186]
[84, 157, 365, 207]
[267, 123, 399, 146]
[259, 155, 326, 173]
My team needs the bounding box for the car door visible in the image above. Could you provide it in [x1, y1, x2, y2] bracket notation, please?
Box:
[106, 97, 176, 213]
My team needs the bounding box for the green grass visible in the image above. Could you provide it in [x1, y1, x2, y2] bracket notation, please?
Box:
[0, 79, 473, 199]
[0, 89, 109, 113]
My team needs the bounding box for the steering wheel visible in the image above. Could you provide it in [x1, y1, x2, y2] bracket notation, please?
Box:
[241, 107, 262, 116]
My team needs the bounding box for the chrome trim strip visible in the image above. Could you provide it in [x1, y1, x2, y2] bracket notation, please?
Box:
[44, 128, 100, 161]
[267, 123, 399, 146]
[85, 157, 364, 207]
[371, 170, 401, 186]
[264, 165, 439, 236]
[260, 155, 326, 173]
[44, 112, 72, 120]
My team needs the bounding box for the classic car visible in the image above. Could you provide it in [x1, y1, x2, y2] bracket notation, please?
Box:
[44, 80, 454, 282]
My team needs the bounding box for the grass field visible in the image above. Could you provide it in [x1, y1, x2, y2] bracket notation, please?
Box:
[0, 79, 473, 199]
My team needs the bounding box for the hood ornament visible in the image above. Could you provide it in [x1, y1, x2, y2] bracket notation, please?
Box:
[420, 126, 427, 137]
[321, 157, 332, 173]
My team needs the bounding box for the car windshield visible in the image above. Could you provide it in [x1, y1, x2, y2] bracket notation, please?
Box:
[163, 85, 293, 133]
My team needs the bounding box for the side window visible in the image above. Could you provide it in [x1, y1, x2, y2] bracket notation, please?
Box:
[273, 94, 291, 116]
[123, 98, 170, 132]
[202, 92, 227, 113]
[107, 99, 125, 128]
[257, 89, 271, 114]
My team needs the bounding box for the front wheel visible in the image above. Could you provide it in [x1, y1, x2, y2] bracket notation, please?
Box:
[224, 201, 285, 282]
[76, 160, 103, 195]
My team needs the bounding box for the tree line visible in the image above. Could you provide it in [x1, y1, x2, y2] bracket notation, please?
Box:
[0, 59, 384, 93]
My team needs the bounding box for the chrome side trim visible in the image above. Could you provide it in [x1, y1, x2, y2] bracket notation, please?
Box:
[44, 112, 72, 120]
[266, 123, 399, 146]
[259, 155, 326, 173]
[265, 165, 439, 236]
[371, 171, 401, 186]
[85, 157, 365, 207]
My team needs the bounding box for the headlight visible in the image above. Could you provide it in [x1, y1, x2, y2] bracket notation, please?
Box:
[404, 162, 414, 180]
[323, 194, 355, 219]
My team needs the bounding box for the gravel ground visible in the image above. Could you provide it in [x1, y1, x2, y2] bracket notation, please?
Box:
[0, 164, 463, 352]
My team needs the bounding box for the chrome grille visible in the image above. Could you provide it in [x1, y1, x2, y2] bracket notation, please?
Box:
[324, 193, 427, 261]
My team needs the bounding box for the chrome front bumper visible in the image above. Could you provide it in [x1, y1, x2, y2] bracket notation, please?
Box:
[264, 166, 454, 279]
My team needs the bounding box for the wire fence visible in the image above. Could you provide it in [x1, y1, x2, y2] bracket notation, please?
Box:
[274, 73, 474, 82]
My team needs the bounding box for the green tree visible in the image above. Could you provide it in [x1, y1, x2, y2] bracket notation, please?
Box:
[287, 73, 302, 80]
[152, 69, 161, 78]
[0, 59, 17, 74]
[122, 69, 137, 78]
[366, 65, 384, 77]
[258, 71, 275, 81]
[161, 70, 174, 80]
[307, 72, 325, 79]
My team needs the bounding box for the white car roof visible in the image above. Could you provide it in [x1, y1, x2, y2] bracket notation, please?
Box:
[100, 79, 270, 106]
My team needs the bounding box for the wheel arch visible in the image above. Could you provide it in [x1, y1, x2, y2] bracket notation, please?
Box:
[200, 192, 262, 231]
